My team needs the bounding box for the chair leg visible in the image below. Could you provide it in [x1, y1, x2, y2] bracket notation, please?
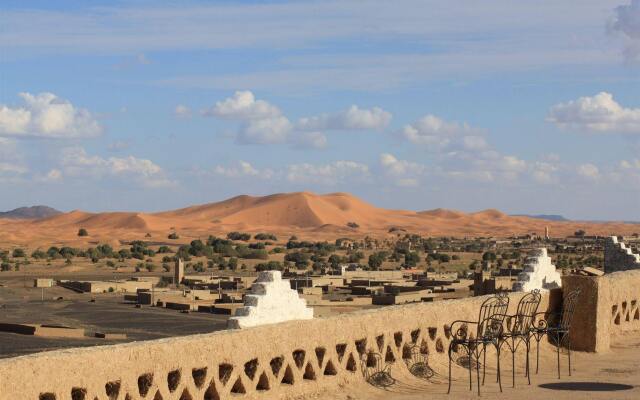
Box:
[447, 346, 453, 394]
[512, 348, 516, 388]
[567, 335, 572, 377]
[482, 344, 487, 385]
[476, 349, 481, 396]
[497, 346, 503, 393]
[526, 340, 531, 385]
[468, 347, 473, 391]
[556, 334, 561, 379]
[535, 337, 540, 374]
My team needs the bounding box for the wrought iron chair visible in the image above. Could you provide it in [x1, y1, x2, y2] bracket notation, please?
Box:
[403, 344, 434, 380]
[361, 351, 395, 388]
[531, 288, 582, 378]
[447, 292, 510, 395]
[498, 289, 542, 387]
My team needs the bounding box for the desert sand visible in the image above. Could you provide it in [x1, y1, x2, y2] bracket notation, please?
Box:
[0, 191, 638, 247]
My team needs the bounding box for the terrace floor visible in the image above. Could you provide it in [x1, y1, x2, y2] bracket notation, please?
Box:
[312, 334, 640, 400]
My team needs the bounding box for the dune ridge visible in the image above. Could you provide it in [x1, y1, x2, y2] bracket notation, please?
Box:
[0, 191, 638, 246]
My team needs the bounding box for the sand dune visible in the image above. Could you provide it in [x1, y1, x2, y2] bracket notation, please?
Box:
[0, 191, 638, 246]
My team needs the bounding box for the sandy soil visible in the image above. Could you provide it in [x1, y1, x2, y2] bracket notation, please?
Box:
[308, 334, 640, 400]
[1, 192, 638, 247]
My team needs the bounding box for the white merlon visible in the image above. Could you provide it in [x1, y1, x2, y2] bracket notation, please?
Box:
[604, 236, 640, 273]
[228, 271, 314, 329]
[512, 248, 561, 292]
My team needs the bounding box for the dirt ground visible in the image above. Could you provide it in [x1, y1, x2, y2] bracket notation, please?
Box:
[308, 334, 640, 400]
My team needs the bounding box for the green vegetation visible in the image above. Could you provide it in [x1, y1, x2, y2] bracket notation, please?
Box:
[77, 228, 88, 237]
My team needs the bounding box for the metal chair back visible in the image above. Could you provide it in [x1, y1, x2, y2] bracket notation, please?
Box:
[476, 292, 509, 340]
[511, 289, 542, 335]
[559, 288, 581, 330]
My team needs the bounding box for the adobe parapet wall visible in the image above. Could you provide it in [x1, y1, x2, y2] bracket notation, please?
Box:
[563, 269, 640, 352]
[5, 272, 637, 400]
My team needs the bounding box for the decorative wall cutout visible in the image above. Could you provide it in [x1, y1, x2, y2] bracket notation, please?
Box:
[167, 369, 181, 392]
[105, 381, 120, 400]
[192, 367, 207, 389]
[71, 387, 86, 400]
[137, 373, 153, 397]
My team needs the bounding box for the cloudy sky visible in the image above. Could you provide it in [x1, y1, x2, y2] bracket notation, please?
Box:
[1, 0, 639, 220]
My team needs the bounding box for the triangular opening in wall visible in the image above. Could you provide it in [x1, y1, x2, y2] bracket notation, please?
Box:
[323, 360, 337, 376]
[167, 369, 181, 393]
[244, 358, 258, 380]
[105, 380, 121, 400]
[402, 344, 413, 360]
[355, 338, 367, 356]
[385, 346, 396, 363]
[394, 332, 403, 348]
[137, 373, 153, 397]
[315, 347, 326, 367]
[346, 353, 357, 372]
[230, 377, 246, 394]
[152, 390, 163, 400]
[256, 372, 271, 391]
[634, 308, 640, 321]
[124, 395, 132, 400]
[179, 389, 193, 400]
[303, 363, 316, 380]
[281, 365, 295, 385]
[410, 329, 420, 344]
[71, 387, 86, 400]
[270, 356, 284, 376]
[204, 380, 220, 400]
[420, 339, 429, 355]
[336, 344, 347, 362]
[218, 364, 233, 386]
[293, 349, 306, 369]
[428, 327, 437, 340]
[192, 367, 207, 389]
[376, 334, 385, 352]
[626, 312, 631, 322]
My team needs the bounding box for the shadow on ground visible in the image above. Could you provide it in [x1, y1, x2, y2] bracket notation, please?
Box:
[539, 382, 634, 391]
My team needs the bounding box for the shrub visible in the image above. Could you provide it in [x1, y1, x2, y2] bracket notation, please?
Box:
[31, 249, 47, 259]
[12, 248, 26, 258]
[227, 231, 251, 241]
[254, 233, 277, 241]
[168, 232, 179, 239]
[78, 228, 88, 237]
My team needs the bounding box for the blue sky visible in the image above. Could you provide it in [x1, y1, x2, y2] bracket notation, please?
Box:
[1, 0, 639, 220]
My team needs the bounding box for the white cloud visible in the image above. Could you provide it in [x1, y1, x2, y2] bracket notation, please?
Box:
[577, 163, 600, 180]
[0, 138, 28, 179]
[213, 161, 274, 179]
[401, 114, 483, 147]
[297, 105, 391, 131]
[379, 153, 426, 187]
[292, 131, 328, 149]
[530, 161, 559, 184]
[204, 91, 281, 120]
[60, 147, 173, 187]
[286, 161, 369, 185]
[547, 92, 640, 133]
[609, 0, 640, 62]
[237, 115, 292, 144]
[174, 104, 192, 118]
[0, 92, 102, 139]
[204, 91, 292, 144]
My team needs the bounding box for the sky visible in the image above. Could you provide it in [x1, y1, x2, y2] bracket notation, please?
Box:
[0, 0, 639, 220]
